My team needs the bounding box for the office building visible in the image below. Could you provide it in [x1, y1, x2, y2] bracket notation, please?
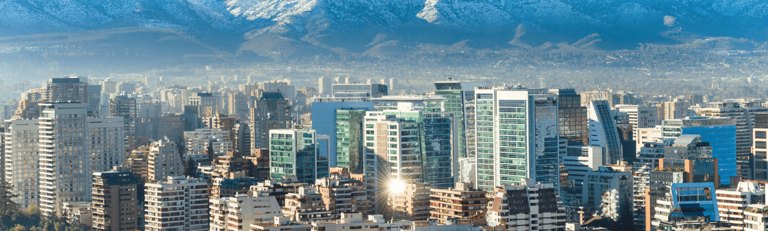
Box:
[310, 100, 372, 168]
[662, 117, 737, 186]
[331, 82, 388, 99]
[550, 89, 588, 145]
[144, 176, 209, 231]
[754, 113, 768, 180]
[91, 169, 142, 231]
[474, 87, 535, 191]
[250, 92, 291, 150]
[434, 81, 470, 159]
[652, 182, 720, 229]
[587, 100, 623, 165]
[335, 109, 367, 173]
[694, 100, 768, 180]
[615, 104, 659, 141]
[269, 129, 327, 183]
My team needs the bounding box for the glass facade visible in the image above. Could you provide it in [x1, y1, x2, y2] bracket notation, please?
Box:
[682, 125, 737, 186]
[336, 109, 367, 174]
[669, 182, 719, 222]
[310, 101, 373, 166]
[269, 129, 320, 184]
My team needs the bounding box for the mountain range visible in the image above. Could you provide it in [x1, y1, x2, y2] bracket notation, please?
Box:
[1, 0, 768, 63]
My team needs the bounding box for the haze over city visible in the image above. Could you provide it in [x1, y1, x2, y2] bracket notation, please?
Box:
[1, 1, 768, 231]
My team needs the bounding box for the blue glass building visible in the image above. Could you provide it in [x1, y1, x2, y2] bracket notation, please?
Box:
[663, 117, 737, 186]
[310, 100, 373, 166]
[669, 182, 719, 222]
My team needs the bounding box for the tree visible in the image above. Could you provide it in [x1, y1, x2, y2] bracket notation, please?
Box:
[0, 181, 20, 217]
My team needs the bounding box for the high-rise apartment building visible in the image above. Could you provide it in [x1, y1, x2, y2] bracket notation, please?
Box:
[716, 181, 765, 230]
[184, 128, 233, 161]
[3, 119, 39, 208]
[87, 117, 125, 173]
[91, 169, 142, 231]
[38, 103, 90, 217]
[486, 179, 567, 230]
[147, 138, 185, 182]
[144, 176, 209, 231]
[209, 193, 283, 231]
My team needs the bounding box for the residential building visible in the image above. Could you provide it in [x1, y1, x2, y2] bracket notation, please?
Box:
[144, 176, 209, 231]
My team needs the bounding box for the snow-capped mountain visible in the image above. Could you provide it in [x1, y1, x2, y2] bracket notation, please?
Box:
[2, 0, 768, 59]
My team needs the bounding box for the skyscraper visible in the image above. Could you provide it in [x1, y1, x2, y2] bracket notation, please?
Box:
[587, 100, 623, 165]
[3, 119, 39, 208]
[549, 89, 588, 145]
[753, 113, 768, 180]
[310, 99, 372, 167]
[38, 103, 90, 217]
[87, 117, 125, 173]
[250, 92, 291, 150]
[335, 109, 367, 174]
[474, 87, 535, 191]
[434, 81, 470, 159]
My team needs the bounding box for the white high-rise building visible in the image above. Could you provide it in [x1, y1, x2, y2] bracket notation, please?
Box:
[210, 193, 283, 231]
[38, 103, 90, 217]
[147, 138, 185, 182]
[587, 100, 623, 165]
[3, 119, 39, 208]
[144, 176, 209, 231]
[87, 117, 125, 173]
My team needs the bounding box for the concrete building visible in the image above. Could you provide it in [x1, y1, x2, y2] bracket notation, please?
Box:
[144, 176, 209, 231]
[3, 119, 39, 208]
[615, 104, 659, 141]
[486, 179, 567, 230]
[315, 174, 371, 216]
[716, 182, 765, 230]
[209, 193, 283, 231]
[91, 169, 142, 231]
[744, 205, 768, 231]
[184, 127, 233, 161]
[753, 113, 768, 180]
[38, 103, 90, 217]
[282, 186, 333, 222]
[388, 182, 431, 221]
[429, 182, 487, 226]
[250, 92, 291, 150]
[87, 117, 125, 173]
[147, 138, 185, 182]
